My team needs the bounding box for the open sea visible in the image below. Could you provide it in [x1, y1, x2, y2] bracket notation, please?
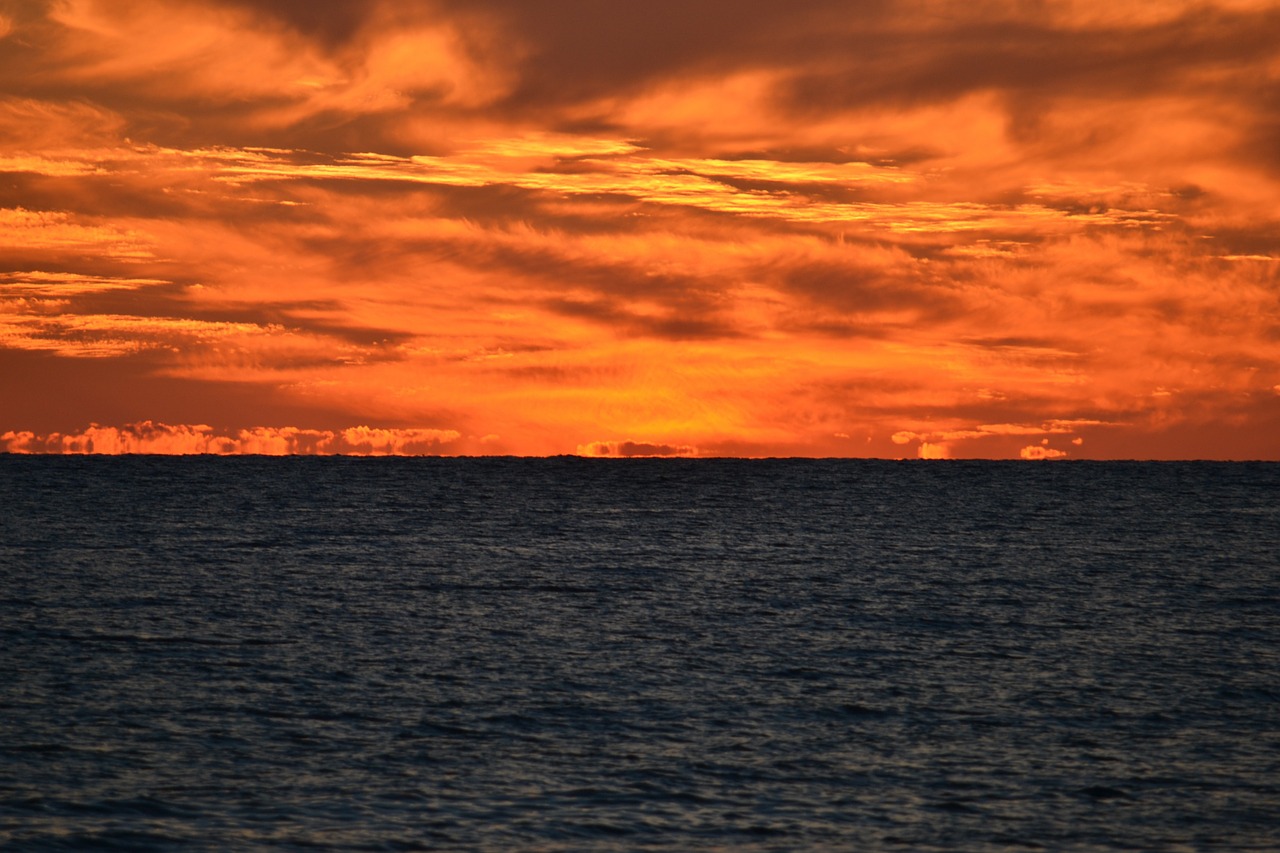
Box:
[1, 457, 1277, 851]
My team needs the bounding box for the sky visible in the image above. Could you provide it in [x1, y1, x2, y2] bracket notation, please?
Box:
[2, 0, 1278, 458]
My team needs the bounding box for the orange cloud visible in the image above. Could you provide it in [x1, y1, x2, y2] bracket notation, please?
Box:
[1020, 444, 1070, 460]
[917, 442, 951, 460]
[0, 208, 153, 259]
[1, 422, 460, 456]
[1, 1, 1277, 459]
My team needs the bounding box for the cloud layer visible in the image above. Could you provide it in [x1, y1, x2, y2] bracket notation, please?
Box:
[1, 422, 460, 456]
[2, 0, 1278, 458]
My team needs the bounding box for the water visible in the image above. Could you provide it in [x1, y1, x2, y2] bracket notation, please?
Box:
[1, 457, 1277, 851]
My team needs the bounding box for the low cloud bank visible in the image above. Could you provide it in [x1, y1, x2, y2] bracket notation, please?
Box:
[576, 440, 699, 458]
[1020, 444, 1069, 460]
[1, 422, 461, 455]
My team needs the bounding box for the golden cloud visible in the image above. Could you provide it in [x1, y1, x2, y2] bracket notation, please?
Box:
[2, 422, 460, 455]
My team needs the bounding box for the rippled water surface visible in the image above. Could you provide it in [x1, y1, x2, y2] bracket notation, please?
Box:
[2, 457, 1278, 851]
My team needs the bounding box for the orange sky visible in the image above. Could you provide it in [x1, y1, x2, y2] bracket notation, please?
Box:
[2, 0, 1278, 458]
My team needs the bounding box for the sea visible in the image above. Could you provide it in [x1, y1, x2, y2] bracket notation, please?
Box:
[1, 457, 1277, 851]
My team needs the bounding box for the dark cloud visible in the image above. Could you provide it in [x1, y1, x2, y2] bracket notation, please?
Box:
[718, 145, 944, 167]
[772, 257, 956, 319]
[541, 297, 741, 341]
[1234, 80, 1280, 176]
[5, 0, 1276, 156]
[461, 1, 886, 107]
[963, 335, 1077, 351]
[1207, 225, 1280, 257]
[215, 0, 380, 46]
[577, 439, 699, 458]
[780, 7, 1280, 115]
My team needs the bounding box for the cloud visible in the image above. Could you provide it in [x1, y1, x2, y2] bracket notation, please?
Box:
[917, 442, 950, 460]
[338, 425, 463, 455]
[0, 208, 153, 260]
[892, 420, 1097, 447]
[1, 422, 460, 455]
[0, 271, 171, 296]
[576, 440, 699, 458]
[0, 97, 127, 150]
[1020, 444, 1069, 460]
[0, 1, 1277, 459]
[5, 0, 515, 154]
[0, 309, 295, 358]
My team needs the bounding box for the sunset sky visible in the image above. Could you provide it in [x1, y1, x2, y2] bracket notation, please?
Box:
[2, 0, 1278, 457]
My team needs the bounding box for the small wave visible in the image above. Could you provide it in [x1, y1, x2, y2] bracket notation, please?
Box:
[1077, 785, 1133, 801]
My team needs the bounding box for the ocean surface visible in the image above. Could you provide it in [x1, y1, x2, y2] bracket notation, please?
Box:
[1, 457, 1277, 851]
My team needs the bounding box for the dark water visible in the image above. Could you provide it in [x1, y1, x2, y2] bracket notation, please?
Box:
[1, 457, 1277, 851]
